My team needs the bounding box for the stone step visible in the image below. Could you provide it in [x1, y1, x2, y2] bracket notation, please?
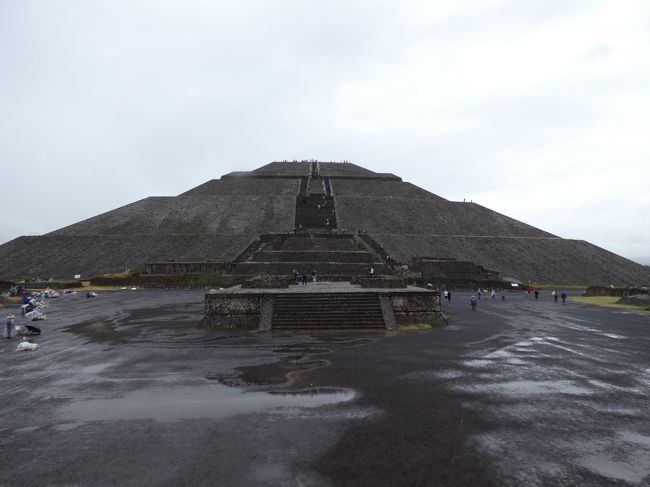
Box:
[273, 304, 381, 311]
[272, 312, 384, 319]
[274, 301, 379, 312]
[274, 302, 382, 308]
[272, 319, 384, 326]
[273, 303, 381, 309]
[272, 319, 384, 325]
[273, 309, 383, 321]
[254, 251, 379, 263]
[274, 294, 380, 300]
[275, 294, 379, 301]
[295, 194, 337, 230]
[272, 323, 384, 329]
[231, 262, 390, 275]
[275, 301, 379, 311]
[274, 296, 381, 302]
[271, 291, 385, 329]
[272, 316, 383, 323]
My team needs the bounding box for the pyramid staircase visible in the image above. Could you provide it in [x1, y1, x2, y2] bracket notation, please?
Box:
[271, 292, 385, 329]
[231, 233, 389, 278]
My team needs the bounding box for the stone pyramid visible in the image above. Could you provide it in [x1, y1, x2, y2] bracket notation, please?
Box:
[0, 161, 648, 285]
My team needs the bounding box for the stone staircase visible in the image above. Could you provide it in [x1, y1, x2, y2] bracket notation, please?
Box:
[295, 194, 336, 230]
[271, 292, 385, 329]
[233, 238, 266, 263]
[232, 233, 387, 277]
[359, 233, 399, 265]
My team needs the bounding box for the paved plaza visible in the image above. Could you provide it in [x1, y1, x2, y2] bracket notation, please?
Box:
[1, 289, 648, 486]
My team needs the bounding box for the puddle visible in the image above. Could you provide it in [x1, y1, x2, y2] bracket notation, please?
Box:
[601, 333, 625, 339]
[432, 369, 465, 380]
[587, 379, 639, 392]
[463, 359, 494, 368]
[484, 350, 515, 359]
[459, 380, 593, 397]
[235, 359, 328, 385]
[53, 422, 85, 431]
[80, 362, 114, 375]
[504, 358, 528, 365]
[620, 431, 650, 447]
[60, 384, 354, 422]
[578, 455, 648, 483]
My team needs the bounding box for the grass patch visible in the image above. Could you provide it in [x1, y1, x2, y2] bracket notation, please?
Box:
[397, 323, 433, 333]
[569, 296, 650, 314]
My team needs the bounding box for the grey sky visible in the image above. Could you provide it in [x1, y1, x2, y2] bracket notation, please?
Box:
[1, 0, 649, 264]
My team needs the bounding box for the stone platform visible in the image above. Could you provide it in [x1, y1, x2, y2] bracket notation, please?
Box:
[201, 282, 442, 331]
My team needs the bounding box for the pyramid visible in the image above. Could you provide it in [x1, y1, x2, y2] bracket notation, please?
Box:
[0, 161, 648, 285]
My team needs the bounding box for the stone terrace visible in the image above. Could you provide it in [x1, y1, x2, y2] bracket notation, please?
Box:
[202, 281, 441, 330]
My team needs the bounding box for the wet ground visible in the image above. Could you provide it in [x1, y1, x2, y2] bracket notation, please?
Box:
[0, 289, 648, 486]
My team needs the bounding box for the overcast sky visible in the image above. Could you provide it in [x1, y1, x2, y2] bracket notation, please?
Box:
[1, 0, 649, 264]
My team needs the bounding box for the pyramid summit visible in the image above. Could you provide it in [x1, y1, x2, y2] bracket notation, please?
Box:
[1, 160, 648, 285]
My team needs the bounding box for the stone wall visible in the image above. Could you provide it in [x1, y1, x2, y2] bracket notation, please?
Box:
[410, 257, 499, 280]
[389, 292, 442, 325]
[91, 273, 239, 289]
[354, 277, 407, 288]
[144, 262, 230, 275]
[583, 286, 648, 297]
[255, 251, 379, 263]
[201, 294, 263, 329]
[201, 289, 442, 330]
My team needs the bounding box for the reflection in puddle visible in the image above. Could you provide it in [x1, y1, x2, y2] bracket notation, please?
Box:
[578, 455, 648, 484]
[61, 384, 354, 422]
[459, 380, 593, 397]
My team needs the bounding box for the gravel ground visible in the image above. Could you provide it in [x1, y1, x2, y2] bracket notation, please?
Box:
[1, 289, 648, 486]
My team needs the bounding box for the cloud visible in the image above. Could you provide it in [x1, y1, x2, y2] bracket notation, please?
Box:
[1, 0, 649, 264]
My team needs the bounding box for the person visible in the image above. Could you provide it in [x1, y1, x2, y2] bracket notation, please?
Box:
[312, 270, 317, 284]
[443, 290, 449, 301]
[552, 290, 558, 303]
[501, 292, 505, 301]
[369, 267, 375, 278]
[561, 291, 567, 304]
[302, 270, 307, 286]
[534, 289, 539, 300]
[477, 289, 482, 300]
[4, 314, 16, 339]
[293, 270, 299, 285]
[471, 295, 477, 311]
[491, 289, 496, 300]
